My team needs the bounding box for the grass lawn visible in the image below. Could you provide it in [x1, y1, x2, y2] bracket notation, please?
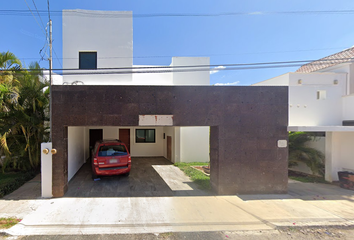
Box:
[174, 162, 211, 191]
[0, 218, 21, 229]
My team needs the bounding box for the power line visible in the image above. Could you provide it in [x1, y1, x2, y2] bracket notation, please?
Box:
[23, 0, 46, 36]
[15, 47, 351, 60]
[53, 48, 62, 68]
[2, 9, 354, 17]
[31, 0, 46, 31]
[3, 57, 353, 75]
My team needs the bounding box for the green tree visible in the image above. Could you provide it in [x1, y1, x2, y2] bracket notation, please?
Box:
[288, 132, 325, 176]
[0, 51, 22, 70]
[0, 51, 22, 85]
[0, 54, 49, 172]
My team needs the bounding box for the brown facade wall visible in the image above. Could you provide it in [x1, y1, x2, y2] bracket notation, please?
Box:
[52, 85, 288, 197]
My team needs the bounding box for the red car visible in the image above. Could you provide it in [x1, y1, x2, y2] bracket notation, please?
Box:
[91, 139, 131, 179]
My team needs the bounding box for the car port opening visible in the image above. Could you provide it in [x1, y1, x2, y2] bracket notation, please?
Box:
[65, 126, 212, 198]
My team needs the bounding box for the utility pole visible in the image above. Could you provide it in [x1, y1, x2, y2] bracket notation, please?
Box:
[49, 19, 52, 141]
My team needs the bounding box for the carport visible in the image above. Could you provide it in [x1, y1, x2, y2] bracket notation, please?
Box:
[46, 85, 288, 197]
[64, 157, 210, 197]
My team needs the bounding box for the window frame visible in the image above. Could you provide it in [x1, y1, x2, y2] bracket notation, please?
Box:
[135, 129, 156, 143]
[79, 52, 97, 69]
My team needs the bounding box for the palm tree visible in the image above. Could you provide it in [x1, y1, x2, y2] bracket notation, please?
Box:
[0, 51, 22, 86]
[288, 132, 325, 176]
[0, 59, 49, 172]
[0, 51, 22, 70]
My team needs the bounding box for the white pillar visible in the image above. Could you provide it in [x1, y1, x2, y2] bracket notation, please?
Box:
[41, 142, 53, 198]
[325, 132, 339, 182]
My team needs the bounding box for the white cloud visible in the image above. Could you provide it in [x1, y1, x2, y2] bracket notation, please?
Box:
[214, 81, 240, 86]
[210, 66, 226, 74]
[249, 11, 263, 15]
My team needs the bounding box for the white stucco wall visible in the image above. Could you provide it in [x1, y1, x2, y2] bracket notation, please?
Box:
[62, 9, 133, 85]
[318, 63, 352, 95]
[132, 66, 173, 85]
[326, 132, 354, 181]
[180, 127, 209, 163]
[171, 57, 210, 85]
[288, 72, 347, 126]
[255, 72, 348, 126]
[42, 71, 63, 85]
[252, 73, 290, 86]
[68, 127, 86, 181]
[342, 95, 354, 120]
[336, 132, 354, 173]
[349, 63, 354, 94]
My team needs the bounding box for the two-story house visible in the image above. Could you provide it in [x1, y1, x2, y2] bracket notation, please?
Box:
[254, 47, 354, 182]
[41, 9, 289, 198]
[49, 9, 211, 182]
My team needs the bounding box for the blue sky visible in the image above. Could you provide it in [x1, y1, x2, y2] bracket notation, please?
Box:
[2, 0, 354, 85]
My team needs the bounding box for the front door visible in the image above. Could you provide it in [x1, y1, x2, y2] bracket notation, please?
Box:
[89, 129, 103, 156]
[119, 129, 131, 153]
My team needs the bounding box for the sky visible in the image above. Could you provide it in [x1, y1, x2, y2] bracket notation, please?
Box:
[2, 0, 354, 85]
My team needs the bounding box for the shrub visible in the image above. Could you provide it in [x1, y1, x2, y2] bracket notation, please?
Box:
[0, 170, 37, 197]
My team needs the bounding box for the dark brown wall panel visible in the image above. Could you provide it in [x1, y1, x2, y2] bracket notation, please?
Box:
[52, 85, 288, 197]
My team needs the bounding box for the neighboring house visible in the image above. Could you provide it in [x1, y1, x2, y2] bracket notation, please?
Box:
[254, 47, 354, 181]
[46, 9, 210, 182]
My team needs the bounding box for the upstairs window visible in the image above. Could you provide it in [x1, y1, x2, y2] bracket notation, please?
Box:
[79, 52, 97, 69]
[136, 129, 155, 143]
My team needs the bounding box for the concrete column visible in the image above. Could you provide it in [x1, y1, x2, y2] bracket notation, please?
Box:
[325, 132, 339, 182]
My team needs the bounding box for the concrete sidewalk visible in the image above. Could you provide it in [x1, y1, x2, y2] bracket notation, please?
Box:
[1, 183, 354, 236]
[1, 165, 354, 236]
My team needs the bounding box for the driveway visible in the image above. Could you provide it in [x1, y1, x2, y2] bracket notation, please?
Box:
[65, 157, 210, 197]
[3, 157, 209, 200]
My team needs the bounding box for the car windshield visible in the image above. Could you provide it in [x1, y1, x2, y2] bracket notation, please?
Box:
[98, 145, 127, 157]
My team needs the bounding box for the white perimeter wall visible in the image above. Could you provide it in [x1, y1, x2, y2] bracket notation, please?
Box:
[162, 127, 209, 163]
[180, 127, 209, 162]
[68, 127, 86, 181]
